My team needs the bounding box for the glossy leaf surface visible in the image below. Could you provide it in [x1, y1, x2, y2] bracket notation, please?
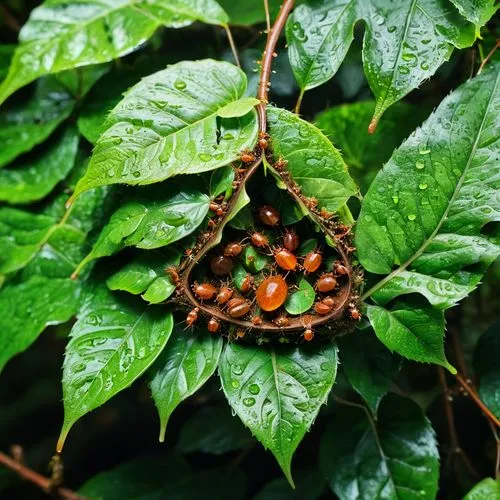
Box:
[284, 278, 315, 315]
[219, 342, 338, 485]
[463, 478, 500, 500]
[59, 287, 173, 451]
[320, 394, 440, 499]
[150, 328, 223, 442]
[73, 60, 258, 198]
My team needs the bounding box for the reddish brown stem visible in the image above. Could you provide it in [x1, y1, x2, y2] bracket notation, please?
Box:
[0, 5, 21, 33]
[478, 40, 500, 75]
[0, 451, 86, 500]
[455, 374, 500, 427]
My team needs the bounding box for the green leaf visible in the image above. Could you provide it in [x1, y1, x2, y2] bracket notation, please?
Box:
[218, 0, 282, 25]
[357, 63, 500, 309]
[217, 96, 260, 118]
[286, 0, 476, 127]
[367, 301, 456, 372]
[320, 394, 440, 500]
[0, 0, 229, 105]
[106, 248, 181, 304]
[284, 277, 315, 315]
[463, 478, 500, 500]
[315, 101, 428, 193]
[473, 322, 500, 419]
[449, 0, 497, 28]
[58, 286, 173, 451]
[72, 60, 258, 198]
[150, 327, 223, 442]
[79, 455, 191, 500]
[0, 77, 74, 168]
[210, 165, 234, 198]
[339, 330, 400, 414]
[0, 276, 79, 374]
[242, 245, 270, 273]
[75, 186, 209, 275]
[55, 63, 110, 100]
[0, 126, 79, 204]
[254, 469, 326, 500]
[177, 406, 253, 455]
[219, 342, 338, 486]
[267, 106, 358, 212]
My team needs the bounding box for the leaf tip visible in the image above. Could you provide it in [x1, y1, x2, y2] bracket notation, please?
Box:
[445, 362, 457, 375]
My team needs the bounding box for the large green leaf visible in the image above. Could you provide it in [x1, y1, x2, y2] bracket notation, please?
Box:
[0, 0, 229, 105]
[473, 321, 500, 419]
[367, 301, 456, 372]
[74, 186, 209, 276]
[219, 342, 338, 486]
[339, 329, 400, 415]
[320, 394, 440, 499]
[0, 126, 79, 204]
[357, 63, 500, 309]
[72, 60, 258, 199]
[150, 327, 223, 442]
[463, 478, 500, 500]
[217, 0, 281, 25]
[449, 0, 497, 28]
[286, 0, 476, 127]
[58, 286, 173, 451]
[107, 248, 181, 304]
[267, 106, 358, 212]
[0, 77, 74, 168]
[315, 101, 428, 194]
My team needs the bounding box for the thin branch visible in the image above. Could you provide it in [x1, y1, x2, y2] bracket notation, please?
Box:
[455, 374, 500, 428]
[263, 0, 271, 33]
[487, 420, 500, 479]
[477, 40, 500, 75]
[294, 88, 305, 115]
[0, 5, 21, 33]
[0, 451, 86, 500]
[224, 25, 241, 68]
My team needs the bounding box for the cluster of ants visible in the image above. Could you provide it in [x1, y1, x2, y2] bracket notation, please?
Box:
[172, 202, 360, 342]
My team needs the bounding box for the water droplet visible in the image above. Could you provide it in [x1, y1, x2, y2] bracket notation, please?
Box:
[249, 384, 260, 395]
[415, 161, 425, 169]
[231, 379, 240, 389]
[107, 169, 115, 177]
[132, 171, 140, 178]
[387, 26, 397, 33]
[419, 183, 428, 190]
[419, 147, 431, 154]
[453, 168, 461, 177]
[222, 133, 234, 140]
[420, 62, 429, 70]
[292, 22, 300, 30]
[392, 195, 399, 204]
[232, 364, 243, 375]
[407, 214, 416, 221]
[199, 153, 212, 162]
[243, 397, 256, 407]
[174, 79, 186, 90]
[320, 362, 329, 371]
[399, 66, 410, 74]
[73, 363, 86, 373]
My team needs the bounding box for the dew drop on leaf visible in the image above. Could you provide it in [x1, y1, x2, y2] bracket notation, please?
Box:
[243, 398, 256, 407]
[249, 383, 260, 395]
[174, 79, 186, 90]
[415, 161, 425, 169]
[419, 183, 428, 190]
[407, 214, 416, 221]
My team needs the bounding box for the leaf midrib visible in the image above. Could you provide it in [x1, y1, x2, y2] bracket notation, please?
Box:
[363, 69, 499, 301]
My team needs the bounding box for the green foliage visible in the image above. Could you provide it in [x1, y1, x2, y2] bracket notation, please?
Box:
[463, 478, 500, 500]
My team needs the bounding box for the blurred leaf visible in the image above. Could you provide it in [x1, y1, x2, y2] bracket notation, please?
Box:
[473, 321, 500, 419]
[357, 64, 500, 309]
[463, 477, 500, 500]
[150, 328, 223, 442]
[0, 126, 79, 204]
[268, 106, 358, 212]
[106, 248, 181, 304]
[55, 63, 110, 99]
[339, 330, 400, 414]
[219, 342, 338, 486]
[319, 394, 440, 499]
[74, 186, 210, 276]
[287, 0, 476, 127]
[58, 286, 174, 451]
[284, 278, 315, 315]
[0, 45, 14, 81]
[0, 77, 74, 168]
[449, 0, 497, 28]
[367, 301, 455, 372]
[253, 469, 326, 500]
[0, 0, 229, 104]
[315, 101, 428, 193]
[218, 0, 281, 25]
[72, 60, 258, 198]
[178, 406, 253, 455]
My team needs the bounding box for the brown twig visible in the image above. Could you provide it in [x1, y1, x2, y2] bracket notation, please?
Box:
[455, 373, 500, 428]
[0, 4, 21, 33]
[477, 40, 500, 75]
[0, 451, 86, 500]
[437, 368, 480, 479]
[487, 421, 500, 479]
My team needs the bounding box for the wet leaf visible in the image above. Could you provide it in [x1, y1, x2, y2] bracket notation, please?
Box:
[106, 248, 181, 304]
[150, 327, 223, 442]
[0, 77, 74, 168]
[219, 342, 338, 486]
[58, 286, 174, 451]
[217, 96, 259, 118]
[367, 300, 455, 372]
[320, 394, 439, 499]
[210, 166, 234, 198]
[0, 126, 79, 204]
[449, 0, 497, 28]
[284, 278, 315, 315]
[357, 63, 500, 309]
[286, 0, 476, 127]
[0, 0, 229, 105]
[72, 60, 258, 198]
[267, 106, 358, 212]
[463, 478, 500, 500]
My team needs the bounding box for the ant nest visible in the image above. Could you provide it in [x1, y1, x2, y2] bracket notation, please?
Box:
[174, 202, 361, 344]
